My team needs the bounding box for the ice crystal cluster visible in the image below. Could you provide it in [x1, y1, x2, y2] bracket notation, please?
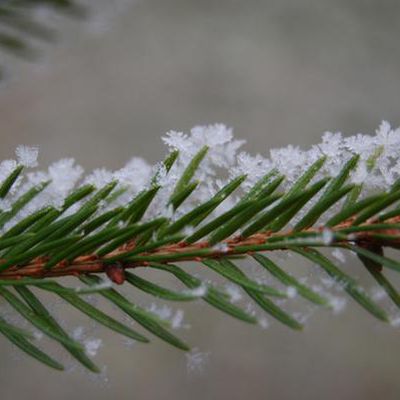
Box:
[2, 121, 400, 234]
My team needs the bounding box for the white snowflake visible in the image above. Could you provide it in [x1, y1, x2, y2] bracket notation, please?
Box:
[328, 296, 347, 314]
[225, 284, 243, 303]
[84, 338, 103, 357]
[15, 145, 39, 168]
[186, 348, 210, 375]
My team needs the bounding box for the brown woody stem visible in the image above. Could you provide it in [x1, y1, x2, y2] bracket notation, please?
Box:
[0, 217, 399, 281]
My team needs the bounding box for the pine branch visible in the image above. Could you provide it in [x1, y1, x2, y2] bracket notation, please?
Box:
[1, 123, 400, 372]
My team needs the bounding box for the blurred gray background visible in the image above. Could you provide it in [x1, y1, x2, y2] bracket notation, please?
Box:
[0, 0, 400, 399]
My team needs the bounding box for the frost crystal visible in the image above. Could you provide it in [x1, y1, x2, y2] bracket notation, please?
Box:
[184, 285, 208, 297]
[163, 124, 245, 168]
[328, 296, 347, 314]
[332, 249, 346, 264]
[171, 310, 185, 329]
[231, 152, 271, 189]
[15, 145, 39, 168]
[72, 326, 85, 340]
[84, 338, 103, 357]
[75, 277, 113, 293]
[186, 348, 210, 375]
[371, 287, 387, 302]
[147, 303, 188, 329]
[225, 284, 242, 303]
[0, 199, 11, 212]
[258, 317, 269, 329]
[72, 327, 102, 357]
[84, 168, 114, 188]
[390, 316, 400, 328]
[33, 331, 44, 341]
[212, 243, 229, 253]
[322, 229, 334, 245]
[286, 286, 297, 299]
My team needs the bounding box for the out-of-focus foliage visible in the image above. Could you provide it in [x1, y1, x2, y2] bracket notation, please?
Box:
[0, 0, 85, 79]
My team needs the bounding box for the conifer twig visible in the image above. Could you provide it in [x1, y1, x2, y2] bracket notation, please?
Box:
[1, 122, 400, 372]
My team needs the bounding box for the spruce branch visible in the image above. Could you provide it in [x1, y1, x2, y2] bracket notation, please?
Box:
[1, 123, 400, 372]
[0, 218, 399, 280]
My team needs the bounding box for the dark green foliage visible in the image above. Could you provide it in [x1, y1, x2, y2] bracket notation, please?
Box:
[169, 146, 208, 200]
[296, 249, 389, 322]
[16, 286, 99, 372]
[252, 253, 329, 306]
[150, 263, 257, 324]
